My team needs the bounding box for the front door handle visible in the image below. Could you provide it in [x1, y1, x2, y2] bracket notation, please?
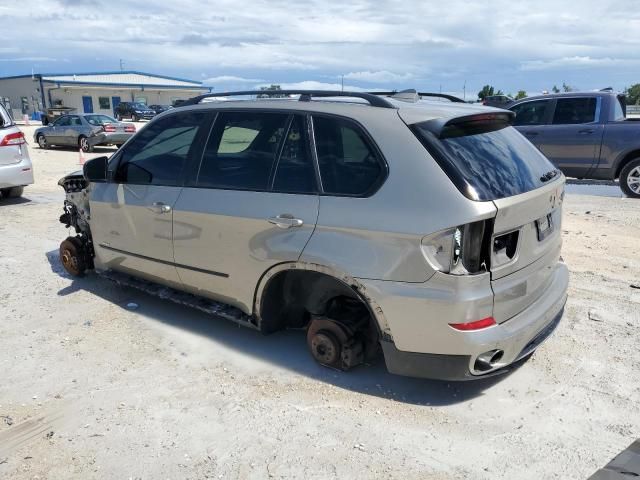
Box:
[267, 214, 303, 229]
[578, 129, 594, 134]
[151, 202, 172, 214]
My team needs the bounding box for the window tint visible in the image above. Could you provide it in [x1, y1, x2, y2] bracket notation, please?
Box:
[196, 111, 289, 190]
[511, 100, 549, 126]
[412, 124, 556, 201]
[313, 116, 383, 195]
[115, 112, 206, 186]
[54, 116, 71, 127]
[70, 116, 82, 126]
[273, 115, 316, 194]
[552, 97, 597, 124]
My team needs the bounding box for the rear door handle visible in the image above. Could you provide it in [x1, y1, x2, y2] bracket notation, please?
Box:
[578, 129, 594, 134]
[151, 202, 172, 214]
[267, 214, 303, 229]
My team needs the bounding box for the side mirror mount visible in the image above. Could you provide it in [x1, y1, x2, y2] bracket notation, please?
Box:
[83, 156, 109, 183]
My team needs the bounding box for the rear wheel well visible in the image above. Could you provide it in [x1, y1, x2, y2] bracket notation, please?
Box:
[258, 270, 379, 338]
[615, 150, 640, 178]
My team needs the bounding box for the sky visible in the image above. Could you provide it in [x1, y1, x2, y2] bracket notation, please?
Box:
[1, 0, 639, 100]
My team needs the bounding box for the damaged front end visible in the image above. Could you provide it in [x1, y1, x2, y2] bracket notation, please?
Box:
[58, 171, 94, 276]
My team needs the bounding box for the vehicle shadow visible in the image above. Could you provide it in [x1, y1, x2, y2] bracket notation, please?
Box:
[45, 250, 525, 406]
[0, 196, 31, 206]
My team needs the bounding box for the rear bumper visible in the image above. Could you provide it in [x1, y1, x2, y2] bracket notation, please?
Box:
[97, 132, 132, 145]
[0, 155, 34, 189]
[360, 261, 569, 380]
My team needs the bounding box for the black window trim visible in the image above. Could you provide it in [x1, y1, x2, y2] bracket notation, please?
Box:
[109, 110, 215, 188]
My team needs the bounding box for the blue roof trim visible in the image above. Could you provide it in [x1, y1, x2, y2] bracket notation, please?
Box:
[43, 80, 208, 90]
[0, 70, 202, 85]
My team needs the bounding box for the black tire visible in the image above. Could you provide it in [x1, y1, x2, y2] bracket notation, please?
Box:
[132, 114, 139, 122]
[42, 117, 49, 126]
[37, 134, 48, 149]
[79, 136, 93, 153]
[116, 113, 122, 121]
[1, 186, 24, 198]
[59, 237, 88, 277]
[620, 158, 640, 198]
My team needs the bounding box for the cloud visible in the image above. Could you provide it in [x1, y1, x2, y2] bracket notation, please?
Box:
[0, 56, 60, 62]
[344, 70, 413, 83]
[2, 0, 640, 94]
[520, 56, 637, 71]
[204, 75, 265, 84]
[265, 80, 367, 91]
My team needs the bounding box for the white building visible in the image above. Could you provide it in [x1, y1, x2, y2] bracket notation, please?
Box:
[0, 71, 210, 118]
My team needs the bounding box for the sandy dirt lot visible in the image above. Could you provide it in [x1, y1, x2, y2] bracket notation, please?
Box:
[1, 124, 639, 479]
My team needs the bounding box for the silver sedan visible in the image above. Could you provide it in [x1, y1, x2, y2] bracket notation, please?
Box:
[34, 114, 136, 152]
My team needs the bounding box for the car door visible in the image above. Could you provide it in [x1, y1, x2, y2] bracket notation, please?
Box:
[89, 110, 210, 287]
[48, 116, 70, 144]
[537, 96, 604, 178]
[172, 111, 320, 313]
[510, 99, 553, 148]
[63, 115, 84, 146]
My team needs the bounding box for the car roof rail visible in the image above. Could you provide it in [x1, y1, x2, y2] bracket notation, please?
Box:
[370, 89, 466, 103]
[179, 90, 396, 108]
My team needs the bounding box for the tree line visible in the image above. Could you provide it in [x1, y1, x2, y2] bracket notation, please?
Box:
[477, 83, 640, 104]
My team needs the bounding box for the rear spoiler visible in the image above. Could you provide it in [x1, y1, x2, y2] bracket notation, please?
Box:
[413, 111, 516, 139]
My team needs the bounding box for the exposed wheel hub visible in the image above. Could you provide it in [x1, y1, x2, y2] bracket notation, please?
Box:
[310, 331, 340, 365]
[306, 317, 365, 371]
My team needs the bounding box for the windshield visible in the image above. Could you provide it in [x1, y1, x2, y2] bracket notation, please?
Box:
[132, 103, 149, 110]
[85, 115, 118, 126]
[412, 123, 557, 201]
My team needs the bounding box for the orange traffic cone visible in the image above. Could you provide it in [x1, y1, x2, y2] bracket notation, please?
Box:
[78, 147, 86, 165]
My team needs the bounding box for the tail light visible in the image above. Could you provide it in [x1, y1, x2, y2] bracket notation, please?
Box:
[124, 124, 136, 133]
[449, 317, 496, 331]
[0, 131, 26, 147]
[103, 124, 116, 132]
[421, 220, 492, 275]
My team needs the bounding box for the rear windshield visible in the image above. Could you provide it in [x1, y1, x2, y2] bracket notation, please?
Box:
[412, 123, 556, 201]
[85, 115, 117, 125]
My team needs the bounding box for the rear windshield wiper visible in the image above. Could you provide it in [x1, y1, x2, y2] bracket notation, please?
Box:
[540, 169, 559, 182]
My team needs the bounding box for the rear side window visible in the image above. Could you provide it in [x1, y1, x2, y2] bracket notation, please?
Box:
[510, 100, 549, 126]
[312, 116, 384, 195]
[196, 111, 289, 190]
[412, 123, 556, 201]
[552, 97, 597, 124]
[115, 112, 206, 186]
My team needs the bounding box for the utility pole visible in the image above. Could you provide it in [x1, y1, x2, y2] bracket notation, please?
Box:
[463, 80, 466, 101]
[119, 59, 124, 71]
[341, 75, 344, 92]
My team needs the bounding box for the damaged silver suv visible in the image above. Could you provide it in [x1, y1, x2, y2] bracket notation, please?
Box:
[57, 90, 568, 380]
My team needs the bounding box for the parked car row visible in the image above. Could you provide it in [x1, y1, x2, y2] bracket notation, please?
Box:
[114, 102, 172, 121]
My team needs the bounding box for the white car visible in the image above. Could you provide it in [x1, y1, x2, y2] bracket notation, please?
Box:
[0, 103, 33, 198]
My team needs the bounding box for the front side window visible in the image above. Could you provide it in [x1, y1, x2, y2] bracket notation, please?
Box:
[313, 116, 384, 195]
[552, 97, 597, 124]
[510, 100, 550, 126]
[115, 112, 206, 186]
[196, 111, 289, 190]
[53, 116, 71, 127]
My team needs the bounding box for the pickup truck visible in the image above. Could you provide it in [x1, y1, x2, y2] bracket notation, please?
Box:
[508, 91, 640, 198]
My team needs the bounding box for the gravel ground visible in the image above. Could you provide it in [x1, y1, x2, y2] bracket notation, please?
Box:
[0, 125, 639, 479]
